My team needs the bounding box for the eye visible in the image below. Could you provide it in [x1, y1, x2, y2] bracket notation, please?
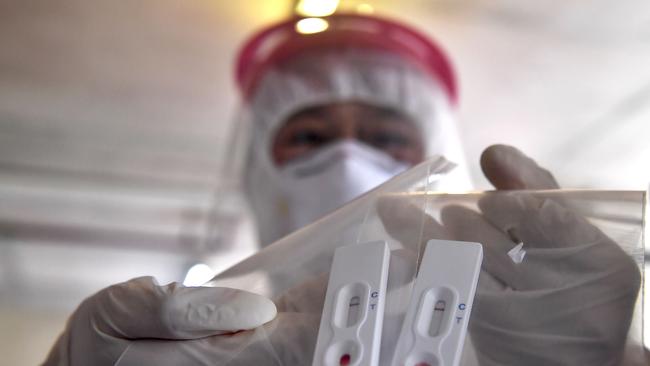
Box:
[288, 129, 330, 147]
[367, 132, 411, 149]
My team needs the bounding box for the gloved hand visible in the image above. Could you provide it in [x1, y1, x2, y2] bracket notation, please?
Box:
[42, 276, 279, 366]
[378, 144, 642, 365]
[111, 282, 322, 365]
[103, 312, 320, 366]
[443, 145, 641, 365]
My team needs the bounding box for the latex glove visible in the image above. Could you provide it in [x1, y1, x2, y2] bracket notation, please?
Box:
[43, 276, 277, 366]
[112, 285, 322, 365]
[440, 145, 641, 365]
[106, 312, 320, 365]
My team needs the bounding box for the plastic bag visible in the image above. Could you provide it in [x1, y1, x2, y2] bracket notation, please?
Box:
[208, 156, 646, 365]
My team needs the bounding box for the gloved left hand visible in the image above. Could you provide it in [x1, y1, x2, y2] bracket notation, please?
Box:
[377, 145, 642, 366]
[442, 145, 641, 366]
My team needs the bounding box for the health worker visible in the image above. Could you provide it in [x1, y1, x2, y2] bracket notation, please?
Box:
[43, 14, 643, 366]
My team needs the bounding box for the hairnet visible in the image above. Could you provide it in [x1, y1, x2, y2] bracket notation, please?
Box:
[242, 47, 471, 246]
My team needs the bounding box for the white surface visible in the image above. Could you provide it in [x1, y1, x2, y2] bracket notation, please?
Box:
[313, 241, 390, 366]
[391, 240, 482, 366]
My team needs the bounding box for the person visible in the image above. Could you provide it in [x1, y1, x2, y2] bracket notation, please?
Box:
[43, 13, 643, 365]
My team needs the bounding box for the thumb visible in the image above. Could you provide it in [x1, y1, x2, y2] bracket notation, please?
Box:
[88, 276, 277, 340]
[480, 144, 559, 190]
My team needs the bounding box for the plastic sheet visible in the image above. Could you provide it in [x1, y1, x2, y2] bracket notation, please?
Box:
[208, 156, 646, 365]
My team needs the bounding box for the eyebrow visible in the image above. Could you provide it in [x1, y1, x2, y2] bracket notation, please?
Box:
[284, 106, 329, 126]
[282, 104, 416, 128]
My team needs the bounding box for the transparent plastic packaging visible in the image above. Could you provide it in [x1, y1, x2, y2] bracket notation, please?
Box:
[208, 156, 646, 366]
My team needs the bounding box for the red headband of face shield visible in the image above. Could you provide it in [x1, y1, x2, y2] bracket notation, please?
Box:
[235, 13, 458, 105]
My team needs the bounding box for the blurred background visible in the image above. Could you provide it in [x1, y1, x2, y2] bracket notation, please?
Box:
[1, 0, 649, 364]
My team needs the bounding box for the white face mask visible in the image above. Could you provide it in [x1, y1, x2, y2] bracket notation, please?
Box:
[276, 141, 409, 233]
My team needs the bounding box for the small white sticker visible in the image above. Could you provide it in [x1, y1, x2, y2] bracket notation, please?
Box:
[508, 242, 526, 264]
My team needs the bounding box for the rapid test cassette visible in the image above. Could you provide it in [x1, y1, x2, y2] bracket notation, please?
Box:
[312, 241, 391, 366]
[391, 239, 482, 366]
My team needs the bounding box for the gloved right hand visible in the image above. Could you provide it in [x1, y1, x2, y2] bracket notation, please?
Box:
[43, 276, 278, 366]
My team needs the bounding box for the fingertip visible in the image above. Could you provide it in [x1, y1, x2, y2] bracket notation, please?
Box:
[479, 192, 546, 221]
[480, 145, 526, 189]
[480, 143, 517, 161]
[439, 205, 485, 239]
[440, 204, 478, 224]
[377, 195, 420, 220]
[481, 144, 559, 190]
[214, 289, 278, 330]
[477, 191, 519, 212]
[253, 293, 278, 326]
[480, 144, 522, 169]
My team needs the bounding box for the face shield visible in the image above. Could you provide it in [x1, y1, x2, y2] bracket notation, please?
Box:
[232, 14, 472, 246]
